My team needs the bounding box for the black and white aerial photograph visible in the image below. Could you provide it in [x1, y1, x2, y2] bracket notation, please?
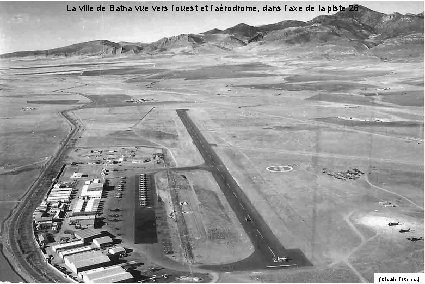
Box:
[0, 1, 423, 283]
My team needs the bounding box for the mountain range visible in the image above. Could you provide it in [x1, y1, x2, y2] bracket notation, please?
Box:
[1, 5, 423, 59]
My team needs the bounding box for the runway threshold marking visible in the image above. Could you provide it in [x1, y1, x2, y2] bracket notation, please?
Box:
[266, 264, 295, 268]
[257, 229, 263, 239]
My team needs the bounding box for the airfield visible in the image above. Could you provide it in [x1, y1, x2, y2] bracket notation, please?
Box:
[0, 49, 423, 282]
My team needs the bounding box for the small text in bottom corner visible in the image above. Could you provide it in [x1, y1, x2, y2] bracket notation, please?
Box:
[375, 273, 423, 284]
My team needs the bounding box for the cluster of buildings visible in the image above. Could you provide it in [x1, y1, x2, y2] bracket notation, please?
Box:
[50, 228, 132, 282]
[83, 148, 164, 168]
[32, 151, 163, 283]
[33, 170, 106, 251]
[33, 182, 76, 235]
[47, 183, 75, 203]
[81, 179, 104, 199]
[69, 178, 104, 228]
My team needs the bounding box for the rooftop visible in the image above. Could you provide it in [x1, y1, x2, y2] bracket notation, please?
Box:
[109, 246, 126, 254]
[51, 239, 84, 251]
[91, 271, 133, 283]
[65, 250, 110, 268]
[74, 228, 104, 240]
[93, 236, 113, 245]
[81, 185, 103, 198]
[87, 183, 103, 191]
[59, 246, 93, 258]
[82, 265, 124, 280]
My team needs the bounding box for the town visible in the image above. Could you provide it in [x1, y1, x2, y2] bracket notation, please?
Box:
[31, 147, 170, 283]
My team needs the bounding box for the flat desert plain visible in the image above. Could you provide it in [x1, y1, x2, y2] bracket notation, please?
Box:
[0, 49, 423, 282]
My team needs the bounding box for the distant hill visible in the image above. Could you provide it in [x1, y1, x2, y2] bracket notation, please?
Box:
[1, 4, 423, 60]
[0, 40, 122, 58]
[257, 20, 307, 33]
[222, 23, 259, 39]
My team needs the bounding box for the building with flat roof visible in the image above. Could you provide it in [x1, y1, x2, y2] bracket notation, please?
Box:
[64, 250, 110, 274]
[50, 187, 73, 193]
[87, 183, 103, 191]
[79, 265, 133, 283]
[49, 190, 72, 196]
[51, 186, 73, 191]
[84, 199, 100, 213]
[93, 236, 113, 248]
[70, 215, 96, 221]
[72, 199, 100, 216]
[81, 185, 102, 199]
[34, 216, 53, 224]
[46, 197, 70, 203]
[74, 228, 104, 243]
[58, 246, 94, 259]
[47, 190, 72, 202]
[48, 193, 72, 200]
[72, 199, 85, 214]
[51, 239, 84, 252]
[108, 246, 126, 256]
[79, 265, 122, 280]
[90, 271, 133, 283]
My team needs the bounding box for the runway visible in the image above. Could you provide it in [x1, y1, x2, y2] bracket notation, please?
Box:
[176, 109, 311, 271]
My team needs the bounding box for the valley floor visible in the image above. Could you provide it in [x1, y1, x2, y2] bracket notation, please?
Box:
[0, 51, 423, 282]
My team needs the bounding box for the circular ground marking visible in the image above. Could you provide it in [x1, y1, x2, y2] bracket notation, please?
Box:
[266, 165, 293, 172]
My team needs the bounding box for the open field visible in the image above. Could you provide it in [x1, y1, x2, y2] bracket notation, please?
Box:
[0, 50, 423, 282]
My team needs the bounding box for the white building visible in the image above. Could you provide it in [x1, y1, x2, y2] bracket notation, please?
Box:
[72, 199, 85, 214]
[108, 246, 126, 256]
[93, 236, 113, 248]
[84, 199, 100, 213]
[79, 265, 133, 283]
[58, 246, 94, 259]
[47, 187, 73, 203]
[81, 184, 103, 199]
[51, 239, 84, 253]
[64, 250, 110, 274]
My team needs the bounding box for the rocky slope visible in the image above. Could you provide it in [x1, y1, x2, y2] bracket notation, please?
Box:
[1, 4, 423, 59]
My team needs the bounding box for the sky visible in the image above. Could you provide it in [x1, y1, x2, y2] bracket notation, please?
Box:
[0, 0, 423, 54]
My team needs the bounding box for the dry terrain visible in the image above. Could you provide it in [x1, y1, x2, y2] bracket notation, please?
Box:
[0, 49, 423, 282]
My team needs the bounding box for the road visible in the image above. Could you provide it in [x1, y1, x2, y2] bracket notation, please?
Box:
[1, 107, 85, 282]
[176, 109, 311, 271]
